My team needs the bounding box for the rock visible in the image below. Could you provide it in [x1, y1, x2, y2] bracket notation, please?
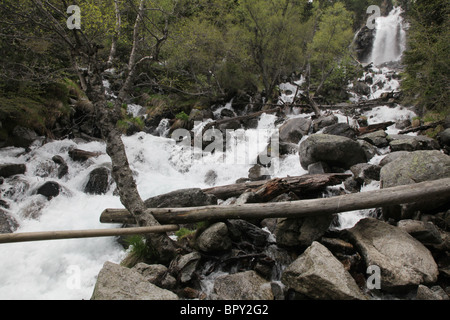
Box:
[8, 126, 39, 148]
[144, 188, 217, 208]
[397, 220, 443, 245]
[212, 270, 274, 300]
[274, 215, 334, 249]
[307, 162, 330, 175]
[380, 150, 450, 220]
[347, 218, 439, 292]
[196, 222, 232, 253]
[248, 164, 271, 181]
[416, 285, 449, 300]
[281, 241, 366, 300]
[132, 263, 176, 289]
[52, 155, 68, 179]
[204, 170, 218, 186]
[36, 181, 61, 200]
[378, 151, 409, 167]
[169, 252, 202, 284]
[84, 167, 110, 195]
[299, 134, 367, 170]
[357, 140, 379, 161]
[279, 117, 312, 144]
[388, 134, 440, 152]
[91, 261, 178, 300]
[279, 142, 299, 155]
[350, 163, 381, 184]
[226, 219, 269, 248]
[358, 130, 389, 148]
[0, 164, 26, 178]
[312, 114, 338, 132]
[322, 123, 357, 139]
[0, 209, 19, 233]
[352, 81, 371, 96]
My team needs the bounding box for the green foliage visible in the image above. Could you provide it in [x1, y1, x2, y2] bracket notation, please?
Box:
[175, 111, 189, 121]
[121, 235, 156, 268]
[401, 0, 450, 114]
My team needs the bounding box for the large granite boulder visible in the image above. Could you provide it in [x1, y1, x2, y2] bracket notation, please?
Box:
[299, 134, 367, 170]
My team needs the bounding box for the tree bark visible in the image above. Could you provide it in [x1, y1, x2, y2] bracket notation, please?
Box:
[100, 178, 450, 225]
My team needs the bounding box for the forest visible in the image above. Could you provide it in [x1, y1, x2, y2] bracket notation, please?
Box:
[1, 0, 447, 141]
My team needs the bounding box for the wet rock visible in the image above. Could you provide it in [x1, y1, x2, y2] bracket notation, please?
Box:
[196, 222, 232, 253]
[36, 181, 61, 200]
[52, 155, 68, 179]
[279, 117, 312, 144]
[8, 126, 39, 148]
[322, 123, 357, 139]
[357, 140, 379, 161]
[0, 209, 19, 233]
[347, 218, 439, 292]
[226, 219, 269, 248]
[307, 162, 330, 175]
[68, 148, 101, 162]
[212, 270, 274, 300]
[281, 241, 366, 300]
[350, 163, 381, 184]
[144, 188, 217, 208]
[204, 170, 218, 186]
[91, 261, 178, 300]
[248, 164, 271, 181]
[84, 167, 111, 195]
[299, 134, 367, 170]
[0, 163, 26, 178]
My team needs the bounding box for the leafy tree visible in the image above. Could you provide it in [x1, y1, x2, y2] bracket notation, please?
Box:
[401, 0, 450, 113]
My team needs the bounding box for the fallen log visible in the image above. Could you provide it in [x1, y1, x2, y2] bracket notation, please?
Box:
[203, 173, 350, 200]
[357, 121, 395, 135]
[399, 121, 444, 135]
[100, 177, 450, 225]
[0, 225, 180, 244]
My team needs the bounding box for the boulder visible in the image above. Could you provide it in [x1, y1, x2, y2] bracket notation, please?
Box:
[397, 220, 443, 245]
[274, 215, 334, 249]
[358, 130, 389, 148]
[378, 151, 409, 167]
[132, 263, 176, 289]
[84, 167, 110, 195]
[8, 126, 39, 148]
[416, 285, 449, 300]
[196, 222, 232, 253]
[91, 261, 178, 300]
[226, 219, 269, 248]
[388, 134, 440, 152]
[52, 155, 68, 179]
[248, 164, 271, 181]
[380, 150, 450, 220]
[279, 117, 312, 144]
[0, 164, 26, 178]
[299, 134, 367, 170]
[322, 123, 357, 139]
[36, 181, 61, 200]
[212, 270, 274, 300]
[347, 218, 439, 292]
[350, 163, 381, 184]
[281, 241, 366, 300]
[312, 114, 338, 132]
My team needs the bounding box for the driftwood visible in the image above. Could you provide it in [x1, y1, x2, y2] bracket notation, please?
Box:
[100, 178, 450, 225]
[399, 121, 445, 135]
[203, 174, 350, 200]
[357, 121, 396, 135]
[0, 225, 180, 244]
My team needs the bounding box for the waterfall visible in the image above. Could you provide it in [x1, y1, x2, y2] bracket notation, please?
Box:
[368, 7, 407, 66]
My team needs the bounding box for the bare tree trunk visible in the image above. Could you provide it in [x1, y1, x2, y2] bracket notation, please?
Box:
[107, 0, 121, 67]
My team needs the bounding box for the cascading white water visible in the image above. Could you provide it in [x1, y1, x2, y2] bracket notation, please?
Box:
[369, 7, 407, 66]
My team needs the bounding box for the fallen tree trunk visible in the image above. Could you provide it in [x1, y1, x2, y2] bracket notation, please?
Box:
[0, 225, 180, 244]
[100, 177, 450, 225]
[357, 121, 396, 135]
[399, 121, 445, 135]
[203, 173, 350, 200]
